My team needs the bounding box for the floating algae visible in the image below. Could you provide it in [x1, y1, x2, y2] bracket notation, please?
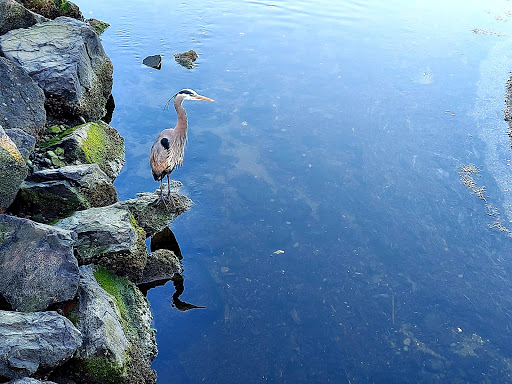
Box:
[459, 164, 512, 237]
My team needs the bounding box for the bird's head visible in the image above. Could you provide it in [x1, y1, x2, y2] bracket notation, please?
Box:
[168, 89, 214, 105]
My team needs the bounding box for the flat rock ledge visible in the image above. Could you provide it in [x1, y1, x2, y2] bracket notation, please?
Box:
[121, 180, 194, 238]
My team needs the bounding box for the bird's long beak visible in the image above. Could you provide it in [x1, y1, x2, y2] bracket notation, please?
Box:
[194, 95, 214, 101]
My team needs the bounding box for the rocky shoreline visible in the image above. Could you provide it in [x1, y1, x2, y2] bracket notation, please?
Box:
[0, 1, 189, 383]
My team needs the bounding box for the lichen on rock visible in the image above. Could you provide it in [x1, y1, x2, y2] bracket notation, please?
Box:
[40, 121, 125, 181]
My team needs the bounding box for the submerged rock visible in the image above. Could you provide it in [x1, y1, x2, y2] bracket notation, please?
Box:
[173, 49, 198, 69]
[51, 265, 157, 384]
[10, 164, 118, 223]
[0, 127, 27, 214]
[0, 56, 46, 138]
[54, 205, 148, 281]
[0, 214, 79, 312]
[120, 181, 193, 238]
[39, 121, 125, 181]
[0, 310, 81, 381]
[0, 17, 113, 124]
[0, 0, 47, 35]
[142, 54, 162, 70]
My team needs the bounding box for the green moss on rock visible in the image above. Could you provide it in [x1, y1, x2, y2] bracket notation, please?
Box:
[40, 125, 80, 148]
[84, 356, 125, 384]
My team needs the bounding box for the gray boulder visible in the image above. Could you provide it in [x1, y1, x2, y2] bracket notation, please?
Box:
[0, 0, 47, 35]
[75, 265, 129, 371]
[0, 126, 27, 214]
[121, 181, 193, 238]
[0, 56, 46, 138]
[0, 17, 113, 123]
[10, 164, 118, 223]
[58, 265, 156, 384]
[8, 379, 58, 384]
[40, 121, 125, 181]
[55, 205, 148, 281]
[138, 249, 181, 286]
[0, 214, 79, 312]
[0, 310, 81, 380]
[5, 129, 36, 163]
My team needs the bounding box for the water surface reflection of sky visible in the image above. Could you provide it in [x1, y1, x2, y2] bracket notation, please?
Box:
[81, 0, 512, 382]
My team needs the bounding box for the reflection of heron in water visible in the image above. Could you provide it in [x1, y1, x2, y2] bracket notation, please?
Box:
[150, 226, 205, 311]
[149, 89, 214, 206]
[171, 273, 205, 311]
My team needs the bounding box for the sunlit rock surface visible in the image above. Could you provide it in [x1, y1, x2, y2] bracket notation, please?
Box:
[0, 127, 27, 213]
[120, 181, 193, 238]
[0, 17, 113, 124]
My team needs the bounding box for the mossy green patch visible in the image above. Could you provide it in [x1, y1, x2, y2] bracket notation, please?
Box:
[93, 266, 131, 334]
[40, 125, 80, 149]
[84, 356, 124, 384]
[80, 122, 124, 169]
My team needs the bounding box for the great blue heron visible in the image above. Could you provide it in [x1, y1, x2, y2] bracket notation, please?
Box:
[150, 89, 214, 205]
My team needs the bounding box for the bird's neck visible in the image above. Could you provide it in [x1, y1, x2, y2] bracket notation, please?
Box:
[174, 98, 188, 137]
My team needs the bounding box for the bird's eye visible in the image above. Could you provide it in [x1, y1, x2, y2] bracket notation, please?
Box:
[180, 90, 194, 95]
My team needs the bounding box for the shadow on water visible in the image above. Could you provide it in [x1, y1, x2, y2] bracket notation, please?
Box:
[143, 226, 205, 311]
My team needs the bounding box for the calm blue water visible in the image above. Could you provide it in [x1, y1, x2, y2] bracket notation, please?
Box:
[82, 0, 512, 382]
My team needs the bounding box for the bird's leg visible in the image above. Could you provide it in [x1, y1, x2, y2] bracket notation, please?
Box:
[166, 174, 177, 210]
[153, 177, 170, 210]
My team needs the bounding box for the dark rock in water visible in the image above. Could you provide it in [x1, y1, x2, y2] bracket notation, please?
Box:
[173, 49, 198, 69]
[52, 265, 157, 384]
[120, 181, 193, 238]
[137, 249, 181, 286]
[0, 310, 81, 381]
[142, 55, 162, 69]
[0, 127, 27, 214]
[9, 164, 118, 223]
[0, 215, 79, 312]
[0, 0, 48, 35]
[5, 129, 36, 163]
[86, 18, 110, 34]
[54, 205, 148, 281]
[0, 57, 46, 138]
[0, 17, 113, 125]
[40, 121, 125, 182]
